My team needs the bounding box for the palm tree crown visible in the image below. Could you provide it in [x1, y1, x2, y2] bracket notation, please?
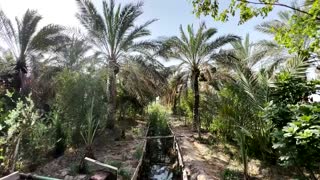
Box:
[76, 0, 157, 129]
[0, 9, 65, 92]
[76, 0, 156, 64]
[160, 22, 240, 137]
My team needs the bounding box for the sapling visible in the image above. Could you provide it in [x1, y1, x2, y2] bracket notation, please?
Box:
[79, 98, 100, 172]
[234, 127, 252, 180]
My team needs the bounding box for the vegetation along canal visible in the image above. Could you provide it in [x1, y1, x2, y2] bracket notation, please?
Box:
[137, 109, 182, 179]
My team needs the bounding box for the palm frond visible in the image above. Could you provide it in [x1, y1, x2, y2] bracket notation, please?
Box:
[207, 34, 240, 53]
[29, 24, 66, 51]
[17, 10, 42, 57]
[0, 9, 18, 58]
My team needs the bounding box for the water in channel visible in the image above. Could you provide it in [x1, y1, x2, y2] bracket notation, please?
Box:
[137, 119, 182, 180]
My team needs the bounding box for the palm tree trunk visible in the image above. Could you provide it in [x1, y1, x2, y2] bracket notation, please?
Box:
[172, 94, 177, 114]
[192, 71, 201, 138]
[106, 60, 118, 129]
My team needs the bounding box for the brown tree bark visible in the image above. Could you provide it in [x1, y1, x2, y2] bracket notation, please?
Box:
[192, 69, 201, 138]
[106, 60, 119, 129]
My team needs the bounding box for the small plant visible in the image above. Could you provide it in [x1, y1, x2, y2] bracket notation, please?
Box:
[79, 98, 100, 173]
[81, 98, 100, 158]
[221, 168, 243, 180]
[119, 168, 131, 180]
[131, 127, 142, 136]
[108, 160, 122, 168]
[70, 162, 89, 175]
[0, 144, 4, 175]
[234, 127, 252, 180]
[49, 110, 66, 158]
[133, 145, 143, 160]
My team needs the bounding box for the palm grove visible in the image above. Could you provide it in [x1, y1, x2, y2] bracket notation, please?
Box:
[0, 0, 320, 179]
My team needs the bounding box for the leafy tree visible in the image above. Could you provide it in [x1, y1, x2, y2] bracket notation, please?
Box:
[192, 0, 319, 23]
[191, 0, 320, 55]
[272, 103, 320, 180]
[0, 92, 42, 173]
[76, 0, 156, 129]
[54, 69, 106, 144]
[0, 9, 66, 93]
[159, 23, 239, 138]
[265, 57, 315, 129]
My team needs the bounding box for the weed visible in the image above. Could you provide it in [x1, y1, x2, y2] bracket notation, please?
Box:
[221, 168, 243, 180]
[133, 145, 143, 160]
[119, 168, 131, 180]
[108, 160, 122, 168]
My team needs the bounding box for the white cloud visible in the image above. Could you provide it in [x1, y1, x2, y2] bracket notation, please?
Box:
[0, 0, 79, 28]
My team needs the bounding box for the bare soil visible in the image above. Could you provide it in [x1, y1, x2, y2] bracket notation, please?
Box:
[170, 118, 300, 180]
[34, 119, 147, 180]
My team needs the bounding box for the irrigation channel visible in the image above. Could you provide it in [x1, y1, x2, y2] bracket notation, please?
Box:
[135, 119, 183, 180]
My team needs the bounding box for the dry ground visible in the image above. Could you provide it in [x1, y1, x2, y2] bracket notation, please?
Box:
[34, 119, 147, 180]
[170, 119, 300, 180]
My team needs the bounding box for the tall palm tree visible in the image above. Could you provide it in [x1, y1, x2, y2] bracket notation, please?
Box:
[216, 34, 289, 77]
[160, 23, 239, 137]
[119, 55, 168, 106]
[48, 34, 99, 71]
[0, 9, 65, 93]
[76, 0, 156, 129]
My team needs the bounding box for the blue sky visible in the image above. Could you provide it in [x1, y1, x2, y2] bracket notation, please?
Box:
[105, 0, 280, 42]
[1, 0, 316, 78]
[0, 0, 287, 43]
[90, 0, 284, 43]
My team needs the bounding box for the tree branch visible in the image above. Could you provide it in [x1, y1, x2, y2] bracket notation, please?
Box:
[238, 0, 320, 20]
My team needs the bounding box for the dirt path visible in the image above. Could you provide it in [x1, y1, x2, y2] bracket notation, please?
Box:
[170, 119, 306, 180]
[170, 120, 232, 180]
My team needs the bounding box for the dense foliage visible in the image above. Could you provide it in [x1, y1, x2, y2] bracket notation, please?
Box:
[0, 0, 319, 178]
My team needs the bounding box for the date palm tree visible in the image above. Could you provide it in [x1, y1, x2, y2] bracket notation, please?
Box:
[0, 9, 65, 93]
[48, 34, 99, 71]
[119, 55, 168, 105]
[160, 23, 239, 138]
[76, 0, 156, 129]
[215, 34, 289, 77]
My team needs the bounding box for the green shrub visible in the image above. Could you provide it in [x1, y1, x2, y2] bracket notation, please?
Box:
[119, 168, 131, 180]
[147, 103, 170, 136]
[133, 145, 143, 160]
[272, 103, 320, 179]
[48, 110, 66, 157]
[1, 93, 43, 172]
[221, 168, 243, 180]
[108, 160, 122, 168]
[267, 71, 316, 128]
[55, 70, 106, 145]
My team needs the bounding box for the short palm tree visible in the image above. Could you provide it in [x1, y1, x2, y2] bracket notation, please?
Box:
[76, 0, 156, 129]
[160, 23, 240, 137]
[0, 9, 65, 93]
